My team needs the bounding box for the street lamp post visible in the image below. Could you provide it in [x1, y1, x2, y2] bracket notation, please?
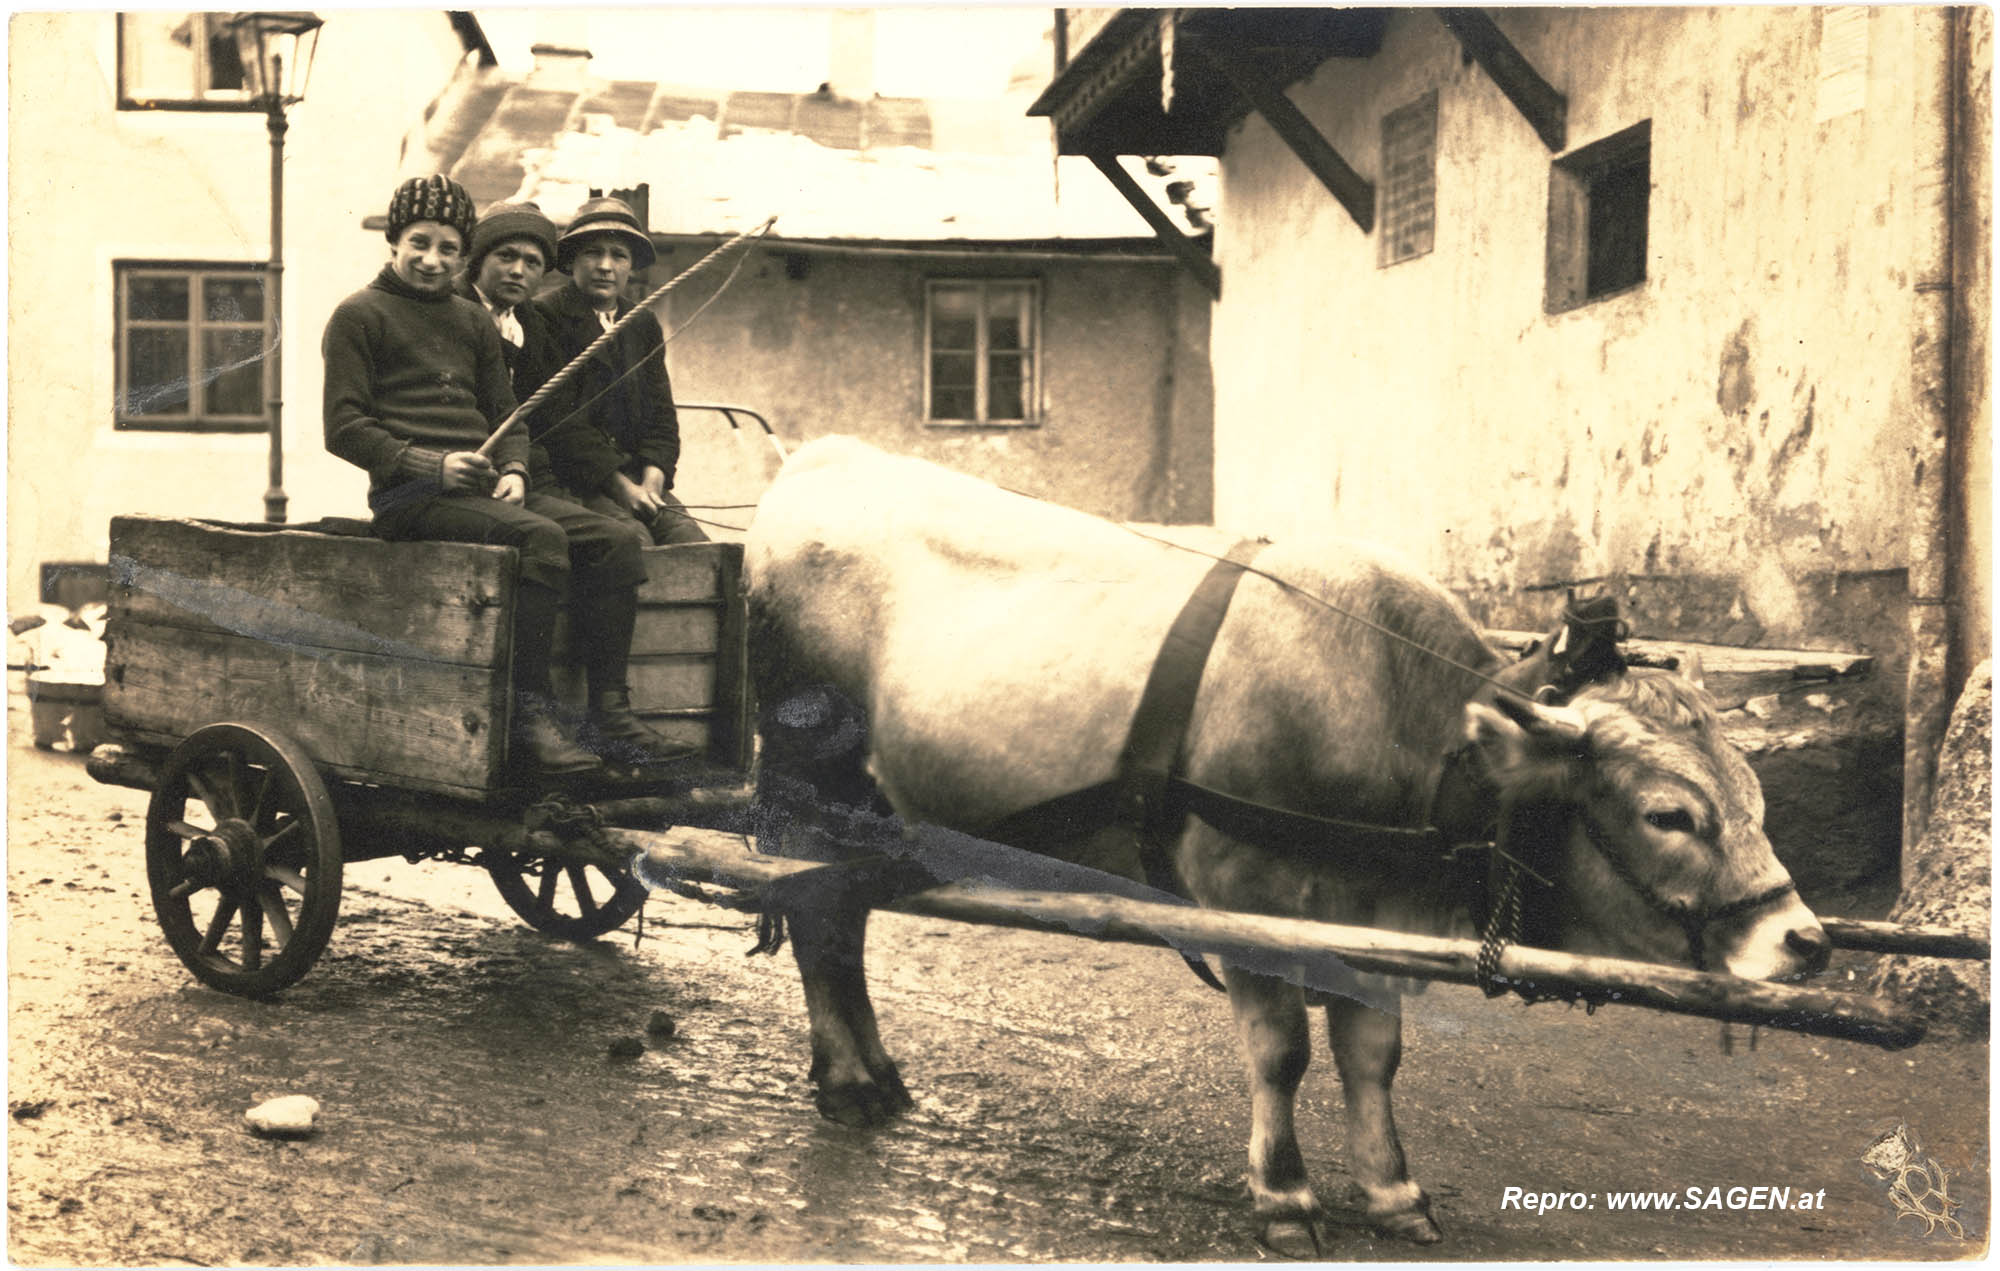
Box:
[229, 11, 323, 524]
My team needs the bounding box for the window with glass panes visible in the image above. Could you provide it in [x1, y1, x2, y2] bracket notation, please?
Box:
[116, 263, 269, 432]
[117, 13, 255, 110]
[926, 280, 1038, 424]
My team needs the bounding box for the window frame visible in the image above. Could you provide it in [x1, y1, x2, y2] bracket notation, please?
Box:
[1545, 120, 1653, 314]
[1377, 89, 1439, 269]
[115, 12, 261, 112]
[922, 277, 1042, 428]
[114, 260, 271, 434]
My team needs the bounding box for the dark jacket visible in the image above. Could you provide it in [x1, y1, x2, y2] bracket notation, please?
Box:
[323, 267, 526, 512]
[455, 276, 565, 490]
[534, 281, 682, 496]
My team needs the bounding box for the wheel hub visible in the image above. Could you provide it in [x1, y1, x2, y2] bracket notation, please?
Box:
[183, 819, 261, 887]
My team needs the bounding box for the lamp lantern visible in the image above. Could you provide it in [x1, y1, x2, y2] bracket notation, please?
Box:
[229, 11, 322, 107]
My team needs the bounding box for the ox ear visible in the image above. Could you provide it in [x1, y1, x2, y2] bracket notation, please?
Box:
[1465, 695, 1589, 772]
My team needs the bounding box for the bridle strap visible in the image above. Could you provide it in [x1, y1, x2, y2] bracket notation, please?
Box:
[1578, 814, 1798, 971]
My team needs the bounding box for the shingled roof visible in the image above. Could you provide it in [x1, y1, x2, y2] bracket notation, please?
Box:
[395, 57, 1213, 247]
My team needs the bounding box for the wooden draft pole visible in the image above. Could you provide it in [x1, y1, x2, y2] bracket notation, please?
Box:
[620, 828, 1927, 1051]
[476, 216, 778, 458]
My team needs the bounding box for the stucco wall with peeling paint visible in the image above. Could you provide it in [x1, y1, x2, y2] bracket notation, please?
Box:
[1209, 7, 1940, 655]
[7, 12, 475, 610]
[653, 245, 1211, 524]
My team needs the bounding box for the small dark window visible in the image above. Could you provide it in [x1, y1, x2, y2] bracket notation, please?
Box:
[1546, 121, 1651, 313]
[1378, 91, 1438, 268]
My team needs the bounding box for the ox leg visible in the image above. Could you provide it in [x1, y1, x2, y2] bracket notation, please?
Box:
[1324, 997, 1441, 1243]
[1224, 967, 1328, 1257]
[789, 902, 914, 1128]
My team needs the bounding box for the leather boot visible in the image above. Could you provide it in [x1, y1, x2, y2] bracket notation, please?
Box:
[585, 687, 691, 768]
[514, 583, 601, 776]
[577, 583, 688, 767]
[516, 703, 602, 775]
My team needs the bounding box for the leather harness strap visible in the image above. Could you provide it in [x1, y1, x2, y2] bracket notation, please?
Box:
[1118, 539, 1268, 905]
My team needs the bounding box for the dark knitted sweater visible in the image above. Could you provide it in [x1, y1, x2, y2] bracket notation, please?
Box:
[323, 266, 528, 509]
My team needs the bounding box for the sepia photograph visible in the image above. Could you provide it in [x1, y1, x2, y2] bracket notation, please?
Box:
[6, 4, 1992, 1264]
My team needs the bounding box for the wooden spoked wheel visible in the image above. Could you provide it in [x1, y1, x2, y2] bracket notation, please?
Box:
[145, 723, 343, 996]
[486, 853, 647, 942]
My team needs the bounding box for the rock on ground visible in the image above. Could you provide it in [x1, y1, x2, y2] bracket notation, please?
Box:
[244, 1095, 321, 1138]
[1870, 660, 1992, 1038]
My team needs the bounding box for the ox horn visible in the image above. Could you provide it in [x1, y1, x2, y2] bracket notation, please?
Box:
[1493, 692, 1590, 744]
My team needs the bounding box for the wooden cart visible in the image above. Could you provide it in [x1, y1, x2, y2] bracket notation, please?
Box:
[84, 513, 1976, 1050]
[88, 513, 759, 996]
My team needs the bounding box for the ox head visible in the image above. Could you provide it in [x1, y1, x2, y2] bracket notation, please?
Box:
[1464, 664, 1831, 982]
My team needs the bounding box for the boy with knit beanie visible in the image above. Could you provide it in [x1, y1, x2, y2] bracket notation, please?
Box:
[323, 176, 681, 776]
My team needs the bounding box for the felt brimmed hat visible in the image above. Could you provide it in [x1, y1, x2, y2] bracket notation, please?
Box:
[557, 196, 657, 272]
[468, 202, 559, 277]
[386, 175, 476, 245]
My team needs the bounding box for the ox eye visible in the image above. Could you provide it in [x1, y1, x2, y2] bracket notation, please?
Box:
[1644, 808, 1698, 834]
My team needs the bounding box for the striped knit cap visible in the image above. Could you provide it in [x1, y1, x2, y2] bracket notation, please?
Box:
[385, 175, 477, 245]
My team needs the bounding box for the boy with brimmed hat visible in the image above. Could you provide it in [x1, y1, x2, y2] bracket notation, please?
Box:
[323, 176, 684, 776]
[535, 194, 709, 546]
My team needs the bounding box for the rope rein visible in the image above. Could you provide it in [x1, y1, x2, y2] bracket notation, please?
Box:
[515, 220, 772, 456]
[477, 216, 778, 459]
[1112, 523, 1539, 707]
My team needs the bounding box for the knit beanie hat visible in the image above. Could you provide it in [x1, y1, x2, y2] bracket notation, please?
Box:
[386, 175, 477, 245]
[468, 202, 559, 278]
[557, 195, 657, 272]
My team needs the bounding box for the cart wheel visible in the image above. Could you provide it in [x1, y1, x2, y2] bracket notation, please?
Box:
[486, 853, 646, 942]
[145, 723, 342, 996]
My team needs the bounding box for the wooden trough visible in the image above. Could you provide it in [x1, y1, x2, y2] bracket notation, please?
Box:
[623, 826, 1938, 1052]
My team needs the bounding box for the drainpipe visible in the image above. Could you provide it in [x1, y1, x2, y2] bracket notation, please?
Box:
[1901, 6, 1958, 869]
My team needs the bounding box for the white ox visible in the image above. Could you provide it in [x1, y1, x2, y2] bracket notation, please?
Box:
[743, 436, 1830, 1251]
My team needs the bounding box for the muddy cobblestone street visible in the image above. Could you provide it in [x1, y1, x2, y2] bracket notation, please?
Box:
[6, 702, 1989, 1264]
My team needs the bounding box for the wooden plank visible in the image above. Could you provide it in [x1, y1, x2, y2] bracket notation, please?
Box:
[635, 543, 728, 604]
[1435, 8, 1566, 152]
[107, 515, 515, 667]
[633, 607, 721, 657]
[622, 828, 1925, 1051]
[551, 606, 720, 661]
[104, 621, 505, 794]
[1178, 31, 1375, 233]
[1087, 153, 1222, 299]
[548, 654, 714, 712]
[708, 538, 753, 770]
[628, 655, 716, 709]
[1821, 917, 1989, 961]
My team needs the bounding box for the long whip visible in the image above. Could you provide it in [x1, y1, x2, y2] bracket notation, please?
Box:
[476, 215, 778, 458]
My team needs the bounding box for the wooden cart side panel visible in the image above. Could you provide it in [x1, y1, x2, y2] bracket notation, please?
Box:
[104, 621, 506, 796]
[108, 515, 516, 666]
[709, 542, 752, 770]
[552, 606, 720, 658]
[632, 546, 726, 605]
[549, 542, 752, 773]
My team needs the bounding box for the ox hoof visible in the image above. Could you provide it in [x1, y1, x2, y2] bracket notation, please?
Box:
[1371, 1204, 1443, 1245]
[1254, 1215, 1331, 1260]
[813, 1072, 915, 1128]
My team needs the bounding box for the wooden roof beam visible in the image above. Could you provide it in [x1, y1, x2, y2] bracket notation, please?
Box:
[1178, 30, 1374, 234]
[1436, 8, 1567, 152]
[1087, 153, 1220, 300]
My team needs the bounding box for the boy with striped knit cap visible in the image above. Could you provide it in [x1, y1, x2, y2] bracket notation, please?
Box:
[323, 175, 681, 776]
